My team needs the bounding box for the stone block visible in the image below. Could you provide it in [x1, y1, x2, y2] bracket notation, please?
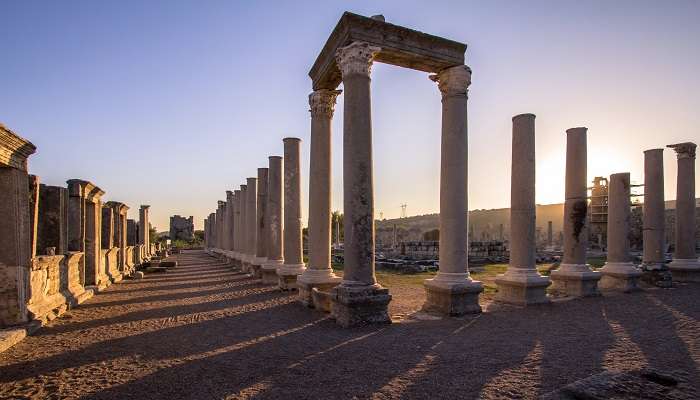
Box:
[330, 284, 392, 328]
[422, 279, 483, 316]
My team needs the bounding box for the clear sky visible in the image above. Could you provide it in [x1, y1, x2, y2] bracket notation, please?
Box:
[1, 0, 698, 231]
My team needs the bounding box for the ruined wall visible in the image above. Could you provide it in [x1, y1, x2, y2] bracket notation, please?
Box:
[169, 215, 195, 241]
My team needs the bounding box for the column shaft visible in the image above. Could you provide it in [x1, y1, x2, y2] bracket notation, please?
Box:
[256, 168, 269, 262]
[643, 149, 665, 264]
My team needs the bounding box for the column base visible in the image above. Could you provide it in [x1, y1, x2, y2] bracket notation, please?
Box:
[640, 262, 673, 287]
[330, 283, 392, 328]
[494, 268, 550, 306]
[599, 262, 643, 292]
[297, 268, 342, 307]
[249, 257, 266, 279]
[550, 264, 601, 297]
[668, 259, 700, 282]
[422, 273, 483, 316]
[261, 260, 283, 284]
[277, 263, 306, 290]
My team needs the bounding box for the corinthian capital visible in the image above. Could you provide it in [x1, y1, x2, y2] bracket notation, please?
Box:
[667, 142, 697, 159]
[309, 89, 343, 118]
[429, 65, 472, 98]
[335, 41, 381, 79]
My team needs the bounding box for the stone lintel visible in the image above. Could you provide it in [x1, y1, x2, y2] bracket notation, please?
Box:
[310, 12, 466, 90]
[0, 124, 37, 171]
[66, 179, 105, 202]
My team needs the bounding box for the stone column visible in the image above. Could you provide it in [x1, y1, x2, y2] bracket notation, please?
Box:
[600, 172, 642, 291]
[226, 190, 235, 257]
[209, 212, 216, 251]
[0, 126, 36, 326]
[217, 200, 225, 251]
[328, 41, 391, 327]
[547, 221, 553, 248]
[551, 127, 600, 296]
[204, 217, 209, 248]
[422, 65, 482, 315]
[239, 185, 248, 267]
[250, 168, 269, 278]
[244, 178, 257, 273]
[232, 189, 241, 262]
[641, 149, 672, 286]
[495, 114, 550, 305]
[278, 138, 306, 289]
[298, 89, 342, 304]
[667, 142, 699, 280]
[139, 205, 150, 257]
[67, 179, 107, 290]
[106, 201, 129, 278]
[262, 156, 285, 284]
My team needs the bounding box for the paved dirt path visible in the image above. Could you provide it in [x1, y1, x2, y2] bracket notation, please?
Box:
[1, 250, 698, 399]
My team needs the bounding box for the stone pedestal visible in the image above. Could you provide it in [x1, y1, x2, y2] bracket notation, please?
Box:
[298, 89, 343, 305]
[277, 138, 306, 289]
[551, 127, 600, 296]
[641, 149, 672, 286]
[600, 173, 642, 292]
[330, 284, 391, 328]
[667, 142, 699, 281]
[422, 65, 483, 315]
[496, 114, 550, 305]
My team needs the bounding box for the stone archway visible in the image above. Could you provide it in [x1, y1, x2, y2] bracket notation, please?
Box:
[298, 13, 483, 327]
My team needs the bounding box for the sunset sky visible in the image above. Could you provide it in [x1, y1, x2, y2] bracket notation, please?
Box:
[1, 0, 698, 231]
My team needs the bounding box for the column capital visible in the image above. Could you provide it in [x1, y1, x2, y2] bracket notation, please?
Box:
[667, 142, 696, 159]
[335, 41, 381, 79]
[309, 89, 343, 118]
[429, 65, 472, 98]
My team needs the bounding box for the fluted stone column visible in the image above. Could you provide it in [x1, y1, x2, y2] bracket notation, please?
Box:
[278, 138, 306, 289]
[217, 201, 225, 252]
[239, 184, 248, 269]
[232, 189, 241, 263]
[641, 149, 672, 286]
[262, 156, 285, 284]
[422, 65, 483, 315]
[244, 178, 257, 274]
[495, 114, 550, 305]
[250, 168, 269, 278]
[600, 172, 642, 291]
[207, 212, 216, 252]
[298, 89, 343, 305]
[667, 142, 699, 281]
[551, 127, 600, 296]
[328, 41, 391, 327]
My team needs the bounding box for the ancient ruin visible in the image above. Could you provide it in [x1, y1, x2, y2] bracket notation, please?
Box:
[169, 215, 194, 241]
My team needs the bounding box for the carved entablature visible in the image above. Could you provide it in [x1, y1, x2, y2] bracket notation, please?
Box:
[310, 12, 467, 90]
[67, 179, 105, 203]
[0, 123, 37, 171]
[226, 191, 234, 200]
[429, 65, 472, 98]
[105, 201, 129, 215]
[667, 142, 697, 159]
[309, 89, 343, 118]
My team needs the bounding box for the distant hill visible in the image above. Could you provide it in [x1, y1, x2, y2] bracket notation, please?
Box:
[376, 198, 700, 245]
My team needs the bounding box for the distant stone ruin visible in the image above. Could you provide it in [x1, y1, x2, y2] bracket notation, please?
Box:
[169, 215, 194, 241]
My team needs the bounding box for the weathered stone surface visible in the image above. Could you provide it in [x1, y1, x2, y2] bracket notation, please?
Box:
[68, 179, 107, 290]
[26, 255, 68, 323]
[330, 284, 391, 328]
[542, 369, 696, 400]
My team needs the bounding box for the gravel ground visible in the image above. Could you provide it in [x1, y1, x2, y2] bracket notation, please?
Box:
[0, 250, 698, 399]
